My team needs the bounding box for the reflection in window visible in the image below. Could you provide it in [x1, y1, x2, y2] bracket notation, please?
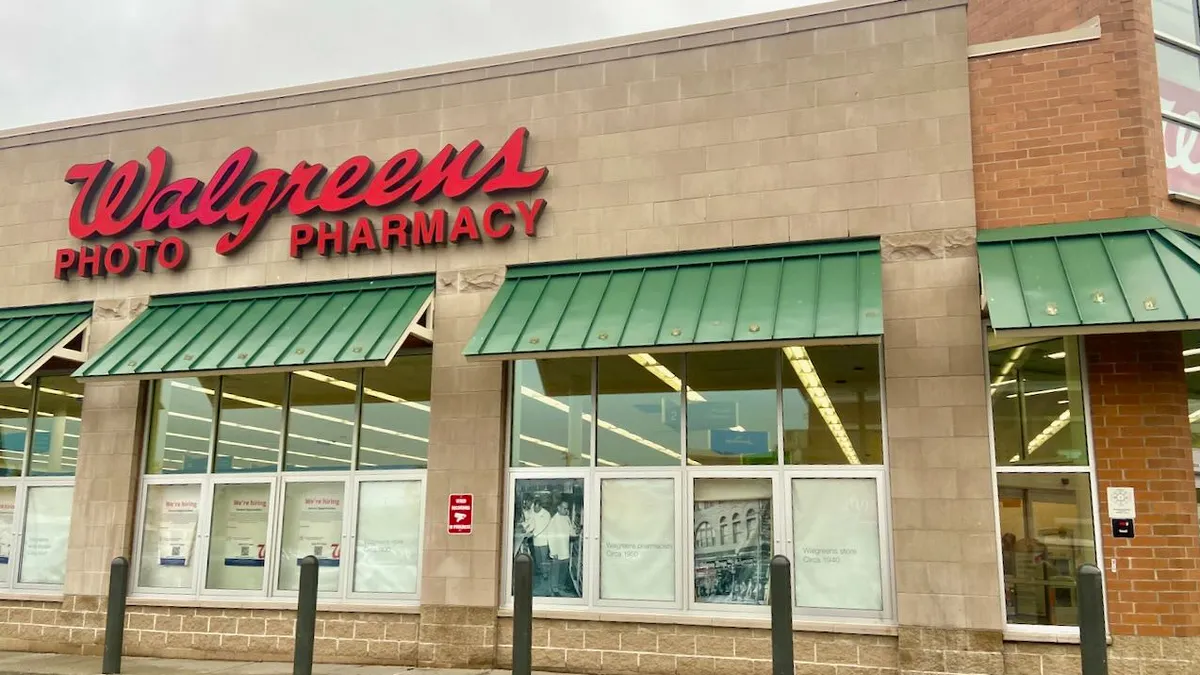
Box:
[285, 370, 358, 471]
[694, 478, 772, 606]
[1185, 332, 1200, 452]
[147, 379, 218, 474]
[216, 374, 285, 473]
[782, 345, 883, 465]
[989, 337, 1088, 467]
[686, 351, 778, 466]
[18, 485, 73, 585]
[595, 354, 683, 467]
[998, 473, 1096, 627]
[696, 521, 714, 548]
[30, 376, 83, 477]
[0, 387, 31, 477]
[358, 355, 431, 470]
[510, 360, 592, 468]
[1153, 0, 1199, 44]
[1157, 42, 1200, 90]
[278, 481, 344, 592]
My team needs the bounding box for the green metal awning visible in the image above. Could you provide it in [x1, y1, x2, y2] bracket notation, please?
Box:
[464, 239, 882, 358]
[0, 303, 91, 386]
[75, 276, 433, 380]
[979, 216, 1200, 332]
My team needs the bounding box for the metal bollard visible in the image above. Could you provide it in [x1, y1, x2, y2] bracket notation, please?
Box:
[101, 557, 129, 675]
[769, 555, 794, 675]
[1078, 564, 1108, 675]
[293, 556, 319, 675]
[512, 552, 533, 675]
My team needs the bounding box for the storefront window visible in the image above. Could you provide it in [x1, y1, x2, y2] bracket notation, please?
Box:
[989, 336, 1098, 628]
[0, 387, 31, 477]
[136, 483, 201, 590]
[217, 374, 285, 473]
[506, 346, 890, 619]
[599, 477, 676, 602]
[0, 376, 79, 591]
[133, 355, 430, 602]
[146, 377, 218, 474]
[998, 474, 1097, 626]
[990, 337, 1088, 467]
[18, 484, 73, 585]
[595, 354, 683, 467]
[285, 370, 358, 471]
[687, 351, 778, 466]
[1153, 0, 1200, 198]
[30, 376, 83, 477]
[510, 359, 591, 468]
[358, 356, 431, 470]
[693, 477, 772, 606]
[512, 477, 584, 599]
[783, 345, 883, 465]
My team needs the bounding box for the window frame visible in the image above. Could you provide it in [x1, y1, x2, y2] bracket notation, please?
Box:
[0, 375, 79, 594]
[984, 334, 1107, 637]
[501, 345, 895, 623]
[783, 467, 892, 622]
[1155, 2, 1200, 201]
[131, 359, 430, 605]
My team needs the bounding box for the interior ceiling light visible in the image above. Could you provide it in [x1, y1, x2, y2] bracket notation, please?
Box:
[628, 354, 705, 402]
[294, 370, 429, 412]
[782, 346, 860, 465]
[521, 386, 684, 461]
[990, 346, 1026, 394]
[1006, 386, 1068, 399]
[1024, 409, 1072, 457]
[1045, 351, 1066, 359]
[1184, 348, 1200, 357]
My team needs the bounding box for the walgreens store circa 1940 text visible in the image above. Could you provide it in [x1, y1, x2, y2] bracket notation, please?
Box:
[0, 0, 1198, 673]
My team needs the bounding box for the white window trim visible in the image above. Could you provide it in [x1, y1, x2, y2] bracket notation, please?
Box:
[500, 347, 895, 625]
[0, 376, 78, 595]
[130, 370, 427, 606]
[984, 333, 1108, 635]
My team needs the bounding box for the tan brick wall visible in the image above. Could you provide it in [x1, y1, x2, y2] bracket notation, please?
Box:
[494, 618, 900, 675]
[1002, 637, 1200, 675]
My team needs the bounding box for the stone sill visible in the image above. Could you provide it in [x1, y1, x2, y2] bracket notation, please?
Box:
[127, 595, 420, 614]
[496, 607, 898, 636]
[0, 591, 65, 604]
[967, 16, 1101, 58]
[1004, 626, 1081, 644]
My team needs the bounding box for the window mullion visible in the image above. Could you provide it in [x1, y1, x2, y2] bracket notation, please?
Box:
[209, 377, 223, 473]
[22, 377, 38, 477]
[278, 373, 293, 474]
[591, 357, 599, 469]
[350, 369, 365, 471]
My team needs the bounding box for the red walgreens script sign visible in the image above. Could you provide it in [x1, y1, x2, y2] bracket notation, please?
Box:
[1161, 78, 1200, 198]
[55, 127, 548, 280]
[448, 494, 473, 535]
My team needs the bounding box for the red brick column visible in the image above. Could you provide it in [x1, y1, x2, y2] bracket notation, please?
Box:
[1085, 332, 1200, 637]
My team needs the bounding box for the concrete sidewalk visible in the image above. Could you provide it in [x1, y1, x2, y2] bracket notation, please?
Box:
[0, 652, 532, 675]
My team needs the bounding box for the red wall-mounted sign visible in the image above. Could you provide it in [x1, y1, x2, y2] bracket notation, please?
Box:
[55, 127, 548, 280]
[448, 493, 473, 535]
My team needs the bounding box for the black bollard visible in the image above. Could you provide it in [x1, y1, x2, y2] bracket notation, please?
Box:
[1078, 564, 1108, 675]
[512, 552, 533, 675]
[293, 556, 319, 675]
[101, 557, 129, 675]
[769, 555, 793, 675]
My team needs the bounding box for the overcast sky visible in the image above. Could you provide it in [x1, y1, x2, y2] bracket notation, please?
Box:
[0, 0, 818, 131]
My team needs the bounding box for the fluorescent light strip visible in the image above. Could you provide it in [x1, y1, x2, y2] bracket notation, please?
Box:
[990, 346, 1027, 394]
[627, 354, 705, 402]
[1006, 386, 1069, 399]
[294, 370, 430, 412]
[518, 434, 618, 467]
[783, 346, 860, 465]
[1023, 409, 1072, 458]
[520, 386, 684, 461]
